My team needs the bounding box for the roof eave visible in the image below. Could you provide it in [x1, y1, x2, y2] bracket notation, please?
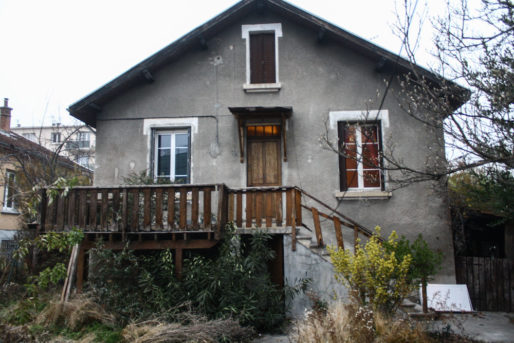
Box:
[69, 0, 468, 127]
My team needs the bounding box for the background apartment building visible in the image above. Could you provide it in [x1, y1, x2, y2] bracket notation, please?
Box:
[12, 123, 95, 170]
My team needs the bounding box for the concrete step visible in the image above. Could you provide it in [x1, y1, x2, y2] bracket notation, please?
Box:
[296, 235, 311, 240]
[400, 299, 423, 313]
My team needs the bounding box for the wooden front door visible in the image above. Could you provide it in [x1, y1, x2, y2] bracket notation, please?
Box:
[247, 138, 281, 187]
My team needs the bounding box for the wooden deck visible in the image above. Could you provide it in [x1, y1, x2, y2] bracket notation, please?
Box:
[39, 183, 374, 291]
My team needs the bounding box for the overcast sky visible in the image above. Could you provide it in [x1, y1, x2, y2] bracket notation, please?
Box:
[0, 0, 446, 127]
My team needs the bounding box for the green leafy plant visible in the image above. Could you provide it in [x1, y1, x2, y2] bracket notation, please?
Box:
[34, 263, 67, 289]
[384, 234, 442, 312]
[13, 228, 84, 295]
[328, 227, 413, 313]
[87, 226, 298, 331]
[449, 168, 514, 224]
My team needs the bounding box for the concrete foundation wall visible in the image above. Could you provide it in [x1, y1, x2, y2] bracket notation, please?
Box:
[94, 10, 455, 284]
[283, 235, 348, 318]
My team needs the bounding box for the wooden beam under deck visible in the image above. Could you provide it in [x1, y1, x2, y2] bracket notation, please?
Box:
[81, 238, 219, 251]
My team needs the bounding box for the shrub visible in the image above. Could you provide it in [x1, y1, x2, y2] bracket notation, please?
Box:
[328, 227, 413, 313]
[14, 228, 84, 295]
[384, 233, 443, 311]
[88, 227, 293, 331]
[182, 230, 288, 331]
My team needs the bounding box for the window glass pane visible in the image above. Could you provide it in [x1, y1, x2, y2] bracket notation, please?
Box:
[175, 147, 188, 178]
[78, 132, 90, 142]
[364, 170, 381, 188]
[247, 125, 281, 137]
[346, 170, 358, 188]
[344, 144, 358, 169]
[362, 126, 378, 143]
[175, 133, 188, 148]
[158, 149, 171, 176]
[362, 143, 379, 169]
[158, 135, 171, 148]
[344, 126, 356, 143]
[4, 173, 15, 208]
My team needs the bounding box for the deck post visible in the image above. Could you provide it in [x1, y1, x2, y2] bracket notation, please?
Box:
[175, 248, 183, 280]
[39, 188, 47, 233]
[291, 214, 296, 252]
[216, 184, 228, 239]
[76, 244, 86, 294]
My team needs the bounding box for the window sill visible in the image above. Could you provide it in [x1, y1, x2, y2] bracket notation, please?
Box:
[335, 190, 392, 200]
[243, 83, 282, 93]
[1, 209, 20, 215]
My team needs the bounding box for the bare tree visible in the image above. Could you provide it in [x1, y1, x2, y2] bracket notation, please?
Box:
[0, 128, 92, 224]
[322, 0, 512, 189]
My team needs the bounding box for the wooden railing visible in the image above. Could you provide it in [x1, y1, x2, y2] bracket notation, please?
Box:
[39, 183, 374, 250]
[226, 187, 301, 229]
[296, 187, 375, 250]
[40, 184, 221, 235]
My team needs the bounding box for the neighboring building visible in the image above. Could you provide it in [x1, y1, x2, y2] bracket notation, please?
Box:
[12, 123, 96, 170]
[66, 0, 467, 314]
[0, 98, 92, 248]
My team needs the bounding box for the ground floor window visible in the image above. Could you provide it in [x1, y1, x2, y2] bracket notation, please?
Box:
[154, 129, 190, 183]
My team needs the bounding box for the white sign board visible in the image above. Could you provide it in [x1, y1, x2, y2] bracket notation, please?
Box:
[421, 284, 473, 312]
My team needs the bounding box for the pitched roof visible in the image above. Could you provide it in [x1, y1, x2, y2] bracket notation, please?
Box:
[68, 0, 468, 127]
[0, 129, 91, 174]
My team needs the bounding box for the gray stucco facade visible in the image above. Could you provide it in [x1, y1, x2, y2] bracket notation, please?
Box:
[73, 1, 456, 310]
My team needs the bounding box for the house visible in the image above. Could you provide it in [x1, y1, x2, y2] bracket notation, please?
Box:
[12, 124, 96, 170]
[0, 98, 92, 251]
[52, 0, 466, 314]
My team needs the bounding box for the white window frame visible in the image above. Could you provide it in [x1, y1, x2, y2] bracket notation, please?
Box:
[329, 110, 392, 199]
[51, 132, 61, 144]
[153, 129, 191, 183]
[2, 171, 17, 213]
[77, 132, 90, 142]
[241, 23, 282, 92]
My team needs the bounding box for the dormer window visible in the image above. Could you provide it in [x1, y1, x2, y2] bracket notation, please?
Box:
[242, 23, 282, 92]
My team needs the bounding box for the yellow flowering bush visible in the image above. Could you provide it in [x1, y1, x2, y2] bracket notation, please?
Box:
[328, 226, 414, 313]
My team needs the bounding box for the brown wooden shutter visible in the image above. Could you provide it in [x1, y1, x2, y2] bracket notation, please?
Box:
[337, 122, 348, 191]
[250, 33, 276, 84]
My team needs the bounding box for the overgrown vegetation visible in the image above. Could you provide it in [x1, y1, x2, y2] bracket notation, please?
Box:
[1, 227, 294, 341]
[291, 301, 434, 343]
[449, 168, 514, 224]
[290, 300, 482, 343]
[291, 229, 475, 343]
[89, 227, 292, 332]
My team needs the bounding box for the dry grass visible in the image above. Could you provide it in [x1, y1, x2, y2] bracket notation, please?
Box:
[290, 301, 433, 343]
[0, 323, 34, 343]
[122, 316, 254, 343]
[36, 294, 115, 331]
